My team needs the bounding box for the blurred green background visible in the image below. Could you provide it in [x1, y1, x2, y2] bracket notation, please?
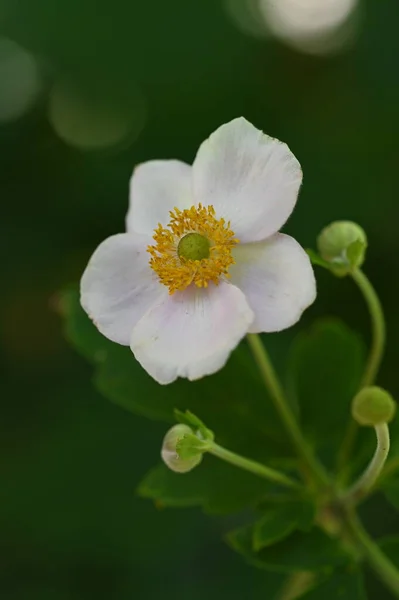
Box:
[1, 0, 399, 597]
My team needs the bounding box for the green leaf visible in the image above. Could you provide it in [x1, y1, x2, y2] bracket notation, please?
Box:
[137, 459, 297, 515]
[227, 524, 348, 573]
[286, 318, 365, 444]
[375, 535, 399, 597]
[378, 535, 399, 565]
[61, 287, 293, 464]
[253, 507, 297, 552]
[253, 500, 315, 551]
[299, 568, 366, 599]
[60, 287, 111, 364]
[384, 413, 399, 462]
[381, 477, 399, 511]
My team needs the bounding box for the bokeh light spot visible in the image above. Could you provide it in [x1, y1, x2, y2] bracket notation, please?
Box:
[223, 0, 268, 39]
[258, 0, 360, 55]
[0, 37, 41, 123]
[48, 77, 147, 151]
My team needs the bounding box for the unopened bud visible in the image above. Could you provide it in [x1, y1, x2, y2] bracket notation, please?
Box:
[352, 386, 396, 427]
[161, 424, 204, 473]
[317, 221, 367, 276]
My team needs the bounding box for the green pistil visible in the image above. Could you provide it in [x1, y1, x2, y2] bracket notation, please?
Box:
[178, 233, 210, 261]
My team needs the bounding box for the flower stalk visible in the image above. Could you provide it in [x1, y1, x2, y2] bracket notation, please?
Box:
[353, 268, 386, 388]
[247, 333, 330, 488]
[343, 423, 390, 506]
[345, 510, 399, 598]
[337, 268, 386, 474]
[162, 412, 302, 490]
[209, 442, 302, 490]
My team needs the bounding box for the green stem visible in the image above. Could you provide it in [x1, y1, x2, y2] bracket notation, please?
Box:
[247, 334, 330, 488]
[337, 269, 386, 474]
[209, 443, 302, 490]
[345, 510, 399, 598]
[353, 268, 386, 388]
[278, 573, 315, 600]
[343, 423, 390, 505]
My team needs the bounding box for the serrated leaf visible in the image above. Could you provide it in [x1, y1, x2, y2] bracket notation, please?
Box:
[253, 507, 298, 551]
[61, 288, 293, 466]
[137, 459, 298, 515]
[227, 524, 348, 573]
[299, 568, 366, 599]
[286, 318, 365, 444]
[253, 500, 315, 551]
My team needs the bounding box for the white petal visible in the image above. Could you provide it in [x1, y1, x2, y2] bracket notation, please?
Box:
[126, 160, 192, 234]
[230, 234, 316, 333]
[192, 117, 302, 243]
[80, 233, 163, 345]
[130, 282, 254, 384]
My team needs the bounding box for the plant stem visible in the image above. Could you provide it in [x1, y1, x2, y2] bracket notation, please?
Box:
[247, 334, 330, 488]
[343, 423, 390, 505]
[353, 268, 386, 388]
[345, 510, 399, 598]
[209, 443, 302, 490]
[277, 572, 315, 600]
[337, 269, 386, 474]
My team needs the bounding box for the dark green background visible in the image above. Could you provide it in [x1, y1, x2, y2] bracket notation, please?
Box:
[1, 0, 399, 598]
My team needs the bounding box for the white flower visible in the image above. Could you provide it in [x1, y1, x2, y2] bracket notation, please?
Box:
[80, 117, 316, 384]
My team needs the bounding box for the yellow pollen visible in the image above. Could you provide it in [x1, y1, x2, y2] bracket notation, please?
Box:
[147, 204, 239, 294]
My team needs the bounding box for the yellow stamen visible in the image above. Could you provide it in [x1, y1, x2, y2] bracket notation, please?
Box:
[148, 204, 239, 294]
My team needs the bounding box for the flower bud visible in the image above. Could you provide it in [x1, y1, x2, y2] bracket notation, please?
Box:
[352, 386, 396, 427]
[317, 221, 367, 276]
[161, 424, 203, 473]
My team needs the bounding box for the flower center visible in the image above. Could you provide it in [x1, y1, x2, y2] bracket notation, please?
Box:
[148, 204, 238, 294]
[177, 233, 210, 261]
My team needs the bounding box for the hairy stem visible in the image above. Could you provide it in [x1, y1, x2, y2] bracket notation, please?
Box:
[354, 268, 386, 387]
[277, 572, 315, 600]
[337, 269, 386, 474]
[345, 510, 399, 598]
[209, 443, 302, 490]
[247, 334, 330, 488]
[343, 423, 390, 505]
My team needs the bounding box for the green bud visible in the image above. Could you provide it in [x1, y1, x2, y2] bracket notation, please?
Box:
[317, 221, 367, 276]
[352, 386, 396, 426]
[161, 424, 204, 473]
